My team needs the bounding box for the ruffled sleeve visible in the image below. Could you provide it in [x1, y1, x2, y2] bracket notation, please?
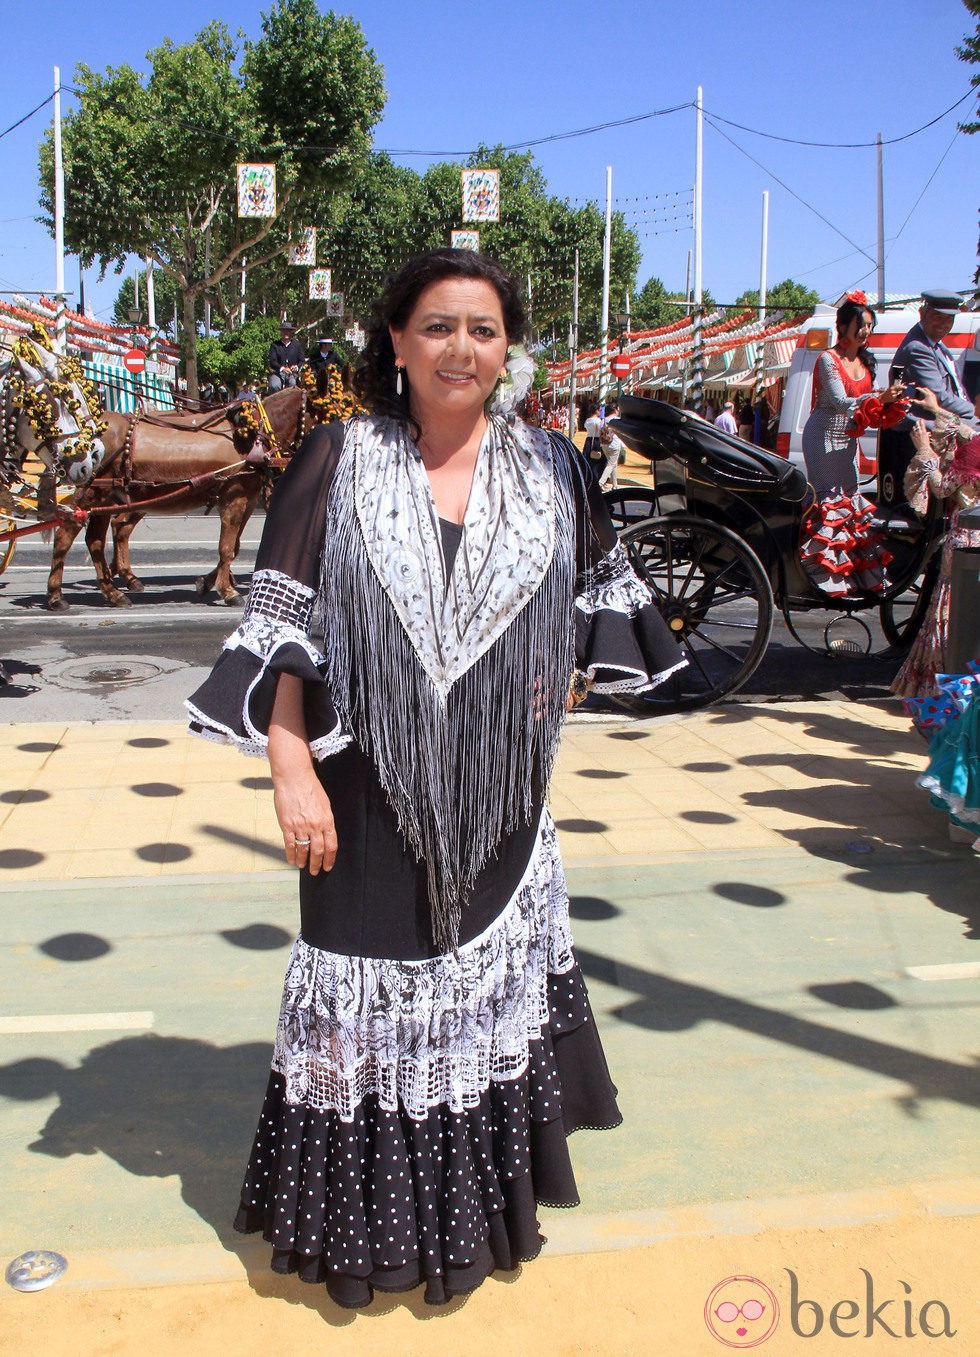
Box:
[561, 435, 687, 693]
[185, 421, 352, 761]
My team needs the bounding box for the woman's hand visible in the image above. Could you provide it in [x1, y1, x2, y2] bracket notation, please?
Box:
[910, 418, 933, 455]
[914, 385, 941, 413]
[881, 379, 905, 405]
[273, 765, 337, 875]
[268, 672, 338, 875]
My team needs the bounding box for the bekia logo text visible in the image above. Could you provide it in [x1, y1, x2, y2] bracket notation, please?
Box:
[788, 1269, 956, 1339]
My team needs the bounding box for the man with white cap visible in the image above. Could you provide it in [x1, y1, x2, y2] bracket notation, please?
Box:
[891, 289, 977, 425]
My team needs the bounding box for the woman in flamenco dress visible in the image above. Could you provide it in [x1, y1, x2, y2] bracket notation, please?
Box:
[890, 393, 980, 700]
[187, 249, 686, 1310]
[800, 293, 906, 596]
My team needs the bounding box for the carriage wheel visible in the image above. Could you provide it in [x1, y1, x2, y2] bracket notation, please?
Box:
[602, 485, 673, 533]
[0, 515, 15, 576]
[879, 550, 940, 650]
[617, 514, 774, 712]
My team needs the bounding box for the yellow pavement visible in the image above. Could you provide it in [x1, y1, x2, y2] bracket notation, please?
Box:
[1, 701, 978, 1354]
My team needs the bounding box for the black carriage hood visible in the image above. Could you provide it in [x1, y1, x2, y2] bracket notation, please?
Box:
[610, 396, 808, 502]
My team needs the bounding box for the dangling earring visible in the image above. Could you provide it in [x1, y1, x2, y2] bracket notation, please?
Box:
[395, 363, 404, 396]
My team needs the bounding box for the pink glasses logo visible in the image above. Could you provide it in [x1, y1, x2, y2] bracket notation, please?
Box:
[705, 1275, 780, 1348]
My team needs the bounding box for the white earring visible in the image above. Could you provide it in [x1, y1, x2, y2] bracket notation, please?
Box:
[395, 364, 404, 396]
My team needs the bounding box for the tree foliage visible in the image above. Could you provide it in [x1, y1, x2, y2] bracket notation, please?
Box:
[632, 275, 717, 330]
[112, 268, 183, 337]
[39, 0, 385, 396]
[957, 0, 980, 133]
[734, 278, 818, 315]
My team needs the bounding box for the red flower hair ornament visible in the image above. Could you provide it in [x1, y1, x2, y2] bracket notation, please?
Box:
[844, 290, 869, 306]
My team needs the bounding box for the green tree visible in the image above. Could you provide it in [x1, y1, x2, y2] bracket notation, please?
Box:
[113, 268, 183, 338]
[39, 0, 385, 397]
[734, 278, 818, 315]
[957, 0, 980, 133]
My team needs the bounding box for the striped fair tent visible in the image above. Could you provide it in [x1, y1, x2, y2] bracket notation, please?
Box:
[83, 361, 176, 413]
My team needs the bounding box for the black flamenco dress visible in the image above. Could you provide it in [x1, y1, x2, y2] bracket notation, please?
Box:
[187, 413, 685, 1309]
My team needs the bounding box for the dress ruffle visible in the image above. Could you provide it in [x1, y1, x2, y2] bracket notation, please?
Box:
[575, 541, 688, 691]
[234, 968, 621, 1309]
[186, 569, 350, 761]
[917, 683, 980, 835]
[799, 493, 894, 596]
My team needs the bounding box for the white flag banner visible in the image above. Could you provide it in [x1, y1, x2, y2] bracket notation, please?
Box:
[451, 230, 480, 251]
[308, 268, 332, 301]
[237, 164, 276, 218]
[461, 169, 499, 223]
[288, 228, 316, 266]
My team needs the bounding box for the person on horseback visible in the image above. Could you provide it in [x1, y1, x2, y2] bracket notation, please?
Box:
[267, 321, 304, 392]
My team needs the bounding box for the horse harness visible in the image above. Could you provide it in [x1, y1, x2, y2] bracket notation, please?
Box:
[85, 394, 296, 515]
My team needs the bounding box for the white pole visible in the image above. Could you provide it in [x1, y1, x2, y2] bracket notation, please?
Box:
[146, 257, 157, 361]
[239, 256, 247, 327]
[758, 190, 769, 323]
[625, 289, 633, 393]
[567, 249, 580, 442]
[754, 189, 769, 419]
[599, 164, 612, 408]
[876, 133, 885, 312]
[53, 66, 67, 353]
[691, 86, 704, 411]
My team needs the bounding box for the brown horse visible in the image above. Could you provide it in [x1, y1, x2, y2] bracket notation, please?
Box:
[46, 386, 309, 609]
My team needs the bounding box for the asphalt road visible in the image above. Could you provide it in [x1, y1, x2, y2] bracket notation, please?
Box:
[0, 510, 909, 722]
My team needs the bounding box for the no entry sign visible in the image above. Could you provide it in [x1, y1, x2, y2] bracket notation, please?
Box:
[122, 348, 146, 374]
[610, 355, 631, 378]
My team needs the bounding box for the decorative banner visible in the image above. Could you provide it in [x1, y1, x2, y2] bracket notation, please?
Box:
[461, 169, 499, 223]
[237, 164, 277, 218]
[345, 323, 366, 350]
[288, 228, 316, 266]
[308, 268, 332, 301]
[451, 229, 480, 252]
[326, 292, 345, 319]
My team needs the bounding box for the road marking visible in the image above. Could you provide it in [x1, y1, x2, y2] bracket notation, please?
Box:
[905, 962, 980, 981]
[0, 1011, 154, 1034]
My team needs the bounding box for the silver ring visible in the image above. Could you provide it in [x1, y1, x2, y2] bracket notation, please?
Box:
[293, 838, 311, 846]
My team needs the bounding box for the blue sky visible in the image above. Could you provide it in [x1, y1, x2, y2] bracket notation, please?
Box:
[1, 0, 977, 323]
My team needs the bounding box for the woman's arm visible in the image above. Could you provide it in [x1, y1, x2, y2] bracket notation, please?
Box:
[268, 673, 337, 874]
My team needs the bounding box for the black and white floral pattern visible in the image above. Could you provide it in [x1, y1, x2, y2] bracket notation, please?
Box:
[353, 415, 556, 700]
[271, 812, 575, 1122]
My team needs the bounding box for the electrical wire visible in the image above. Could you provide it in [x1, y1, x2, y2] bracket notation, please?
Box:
[886, 128, 963, 256]
[0, 92, 55, 143]
[703, 114, 877, 266]
[703, 88, 976, 149]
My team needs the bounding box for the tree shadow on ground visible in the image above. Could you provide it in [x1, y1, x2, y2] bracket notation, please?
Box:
[0, 1033, 485, 1324]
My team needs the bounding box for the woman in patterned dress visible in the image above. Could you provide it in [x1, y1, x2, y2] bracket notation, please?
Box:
[187, 249, 685, 1310]
[799, 294, 906, 595]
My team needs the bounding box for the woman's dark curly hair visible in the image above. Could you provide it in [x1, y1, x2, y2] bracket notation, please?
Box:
[353, 249, 526, 432]
[835, 298, 877, 380]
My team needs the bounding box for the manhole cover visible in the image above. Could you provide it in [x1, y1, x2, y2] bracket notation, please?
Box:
[47, 659, 164, 690]
[5, 1250, 68, 1292]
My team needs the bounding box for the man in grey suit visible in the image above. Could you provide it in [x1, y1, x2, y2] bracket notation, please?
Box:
[892, 288, 977, 426]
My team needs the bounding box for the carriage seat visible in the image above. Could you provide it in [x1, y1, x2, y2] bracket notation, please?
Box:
[611, 397, 809, 502]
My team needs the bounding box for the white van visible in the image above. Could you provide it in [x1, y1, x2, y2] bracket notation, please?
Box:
[776, 304, 980, 474]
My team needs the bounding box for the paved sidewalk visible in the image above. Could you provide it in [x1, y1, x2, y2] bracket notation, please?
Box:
[0, 700, 978, 1354]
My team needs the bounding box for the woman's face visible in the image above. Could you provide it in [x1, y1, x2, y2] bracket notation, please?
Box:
[841, 309, 874, 348]
[389, 276, 509, 425]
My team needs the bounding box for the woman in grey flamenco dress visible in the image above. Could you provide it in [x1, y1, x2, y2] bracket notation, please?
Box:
[187, 249, 686, 1309]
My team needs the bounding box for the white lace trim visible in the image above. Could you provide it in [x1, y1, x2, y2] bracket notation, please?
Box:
[272, 810, 575, 1122]
[586, 655, 689, 694]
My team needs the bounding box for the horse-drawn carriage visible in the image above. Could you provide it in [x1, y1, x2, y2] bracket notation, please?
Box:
[603, 396, 941, 710]
[0, 328, 350, 607]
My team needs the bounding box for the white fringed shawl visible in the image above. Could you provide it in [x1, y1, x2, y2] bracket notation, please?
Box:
[320, 413, 579, 951]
